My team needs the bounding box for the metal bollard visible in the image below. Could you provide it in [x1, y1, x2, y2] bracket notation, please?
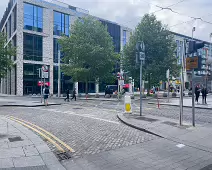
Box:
[125, 95, 132, 113]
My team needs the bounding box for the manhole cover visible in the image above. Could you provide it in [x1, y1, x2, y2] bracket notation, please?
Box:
[200, 164, 212, 170]
[135, 117, 158, 122]
[8, 136, 23, 142]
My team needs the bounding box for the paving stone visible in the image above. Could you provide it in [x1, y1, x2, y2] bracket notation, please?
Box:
[13, 155, 45, 167]
[0, 147, 25, 158]
[8, 139, 33, 148]
[47, 163, 66, 170]
[23, 145, 39, 156]
[0, 158, 14, 168]
[35, 144, 51, 154]
[40, 152, 59, 165]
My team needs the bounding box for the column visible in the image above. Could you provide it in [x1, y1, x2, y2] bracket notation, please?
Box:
[74, 82, 78, 95]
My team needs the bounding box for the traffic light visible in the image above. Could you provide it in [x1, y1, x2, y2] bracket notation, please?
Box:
[188, 41, 205, 54]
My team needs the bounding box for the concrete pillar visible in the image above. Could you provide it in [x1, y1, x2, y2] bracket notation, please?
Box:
[74, 82, 78, 94]
[95, 79, 99, 93]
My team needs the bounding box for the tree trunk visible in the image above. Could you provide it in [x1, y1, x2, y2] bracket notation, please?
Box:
[85, 80, 88, 95]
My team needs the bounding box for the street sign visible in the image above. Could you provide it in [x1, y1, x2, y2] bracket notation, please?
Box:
[38, 81, 50, 86]
[139, 52, 145, 61]
[119, 80, 124, 86]
[166, 69, 170, 79]
[186, 57, 198, 70]
[42, 71, 49, 78]
[42, 65, 48, 72]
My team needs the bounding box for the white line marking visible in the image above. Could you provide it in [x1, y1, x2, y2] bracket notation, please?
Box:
[176, 144, 185, 148]
[34, 108, 120, 124]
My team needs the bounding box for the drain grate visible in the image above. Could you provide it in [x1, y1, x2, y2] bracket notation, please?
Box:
[200, 164, 212, 170]
[135, 117, 158, 122]
[8, 136, 23, 142]
[162, 121, 178, 126]
[72, 108, 82, 110]
[57, 152, 72, 161]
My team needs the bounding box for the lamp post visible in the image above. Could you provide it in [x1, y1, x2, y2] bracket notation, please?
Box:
[191, 27, 195, 127]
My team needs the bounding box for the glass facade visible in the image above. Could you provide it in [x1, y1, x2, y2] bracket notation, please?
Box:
[123, 30, 127, 46]
[100, 20, 121, 53]
[53, 66, 73, 94]
[53, 38, 64, 63]
[23, 33, 43, 61]
[53, 11, 70, 36]
[24, 3, 43, 32]
[23, 63, 49, 95]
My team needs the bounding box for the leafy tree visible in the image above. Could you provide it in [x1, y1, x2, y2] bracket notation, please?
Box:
[59, 16, 118, 94]
[123, 14, 180, 91]
[0, 33, 15, 79]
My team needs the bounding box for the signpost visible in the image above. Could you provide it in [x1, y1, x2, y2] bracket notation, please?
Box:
[136, 41, 145, 116]
[166, 69, 170, 102]
[39, 65, 49, 103]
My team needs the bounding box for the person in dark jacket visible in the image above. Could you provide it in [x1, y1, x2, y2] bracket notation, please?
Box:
[201, 87, 208, 104]
[64, 89, 70, 102]
[71, 88, 76, 101]
[195, 85, 200, 104]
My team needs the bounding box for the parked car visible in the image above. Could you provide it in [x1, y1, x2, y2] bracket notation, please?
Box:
[105, 85, 118, 96]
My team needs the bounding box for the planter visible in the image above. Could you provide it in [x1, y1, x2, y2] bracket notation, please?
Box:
[112, 94, 117, 98]
[105, 94, 111, 98]
[142, 94, 147, 98]
[163, 93, 168, 97]
[95, 94, 100, 98]
[188, 91, 192, 97]
[172, 92, 177, 98]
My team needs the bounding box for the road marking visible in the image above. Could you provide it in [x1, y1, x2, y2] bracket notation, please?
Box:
[9, 116, 65, 153]
[35, 108, 120, 124]
[176, 144, 185, 148]
[10, 116, 74, 153]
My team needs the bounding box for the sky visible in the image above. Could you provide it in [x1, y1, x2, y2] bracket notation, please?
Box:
[1, 0, 212, 42]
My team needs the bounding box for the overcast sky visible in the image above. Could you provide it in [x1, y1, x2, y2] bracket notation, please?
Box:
[1, 0, 212, 42]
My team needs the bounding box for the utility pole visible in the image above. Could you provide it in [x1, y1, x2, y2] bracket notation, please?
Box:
[191, 27, 195, 127]
[136, 41, 145, 116]
[167, 69, 170, 102]
[58, 50, 61, 98]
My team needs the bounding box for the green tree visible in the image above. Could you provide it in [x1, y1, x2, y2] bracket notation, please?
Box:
[59, 16, 118, 94]
[123, 14, 179, 91]
[0, 33, 15, 79]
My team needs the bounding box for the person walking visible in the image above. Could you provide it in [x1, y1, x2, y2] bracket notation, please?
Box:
[201, 87, 208, 104]
[64, 89, 70, 102]
[43, 85, 49, 106]
[71, 88, 76, 101]
[195, 85, 200, 104]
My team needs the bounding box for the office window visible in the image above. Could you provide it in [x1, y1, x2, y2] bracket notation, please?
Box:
[13, 6, 17, 32]
[23, 33, 43, 61]
[24, 3, 43, 32]
[53, 38, 64, 63]
[54, 11, 70, 36]
[123, 30, 127, 46]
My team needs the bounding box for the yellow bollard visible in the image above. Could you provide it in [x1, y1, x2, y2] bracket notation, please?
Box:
[125, 95, 132, 113]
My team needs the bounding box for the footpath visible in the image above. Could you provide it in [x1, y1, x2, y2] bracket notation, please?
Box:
[149, 95, 212, 109]
[116, 112, 212, 170]
[0, 116, 65, 169]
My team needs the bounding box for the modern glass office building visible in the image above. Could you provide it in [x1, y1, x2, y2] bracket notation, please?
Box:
[0, 0, 131, 95]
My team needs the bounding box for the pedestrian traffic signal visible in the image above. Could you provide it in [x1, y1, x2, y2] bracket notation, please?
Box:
[188, 41, 205, 54]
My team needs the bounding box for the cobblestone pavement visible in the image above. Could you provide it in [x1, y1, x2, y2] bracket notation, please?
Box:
[0, 104, 158, 159]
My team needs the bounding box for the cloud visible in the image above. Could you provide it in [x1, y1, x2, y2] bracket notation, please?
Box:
[0, 0, 212, 42]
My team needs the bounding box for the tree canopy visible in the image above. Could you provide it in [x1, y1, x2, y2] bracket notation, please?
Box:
[123, 14, 179, 87]
[59, 16, 119, 93]
[0, 33, 15, 79]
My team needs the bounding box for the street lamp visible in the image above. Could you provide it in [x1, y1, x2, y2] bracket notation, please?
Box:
[191, 27, 195, 127]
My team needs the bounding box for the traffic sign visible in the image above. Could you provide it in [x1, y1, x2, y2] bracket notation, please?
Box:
[139, 52, 145, 61]
[42, 71, 49, 79]
[38, 81, 50, 86]
[42, 65, 48, 72]
[186, 57, 198, 70]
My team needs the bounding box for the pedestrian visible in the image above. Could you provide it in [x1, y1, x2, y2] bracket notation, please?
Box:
[43, 85, 49, 106]
[201, 86, 208, 104]
[195, 85, 200, 104]
[64, 89, 70, 102]
[71, 88, 76, 101]
[177, 86, 180, 93]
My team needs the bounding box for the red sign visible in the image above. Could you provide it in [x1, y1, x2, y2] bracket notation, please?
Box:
[38, 81, 50, 86]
